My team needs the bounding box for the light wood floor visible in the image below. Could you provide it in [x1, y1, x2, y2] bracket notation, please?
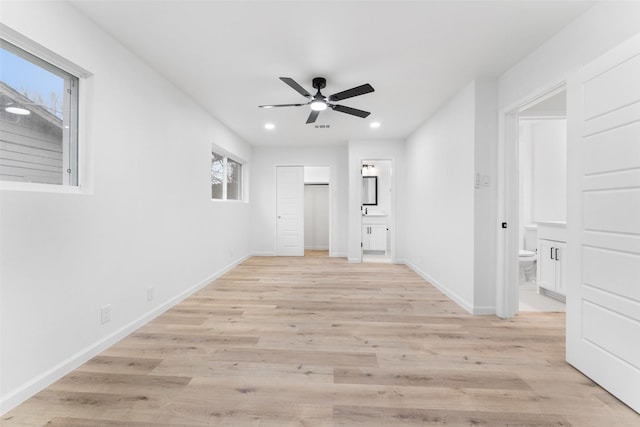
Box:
[3, 251, 638, 426]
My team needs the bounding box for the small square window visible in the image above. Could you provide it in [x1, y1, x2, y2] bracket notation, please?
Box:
[211, 150, 243, 201]
[0, 38, 79, 186]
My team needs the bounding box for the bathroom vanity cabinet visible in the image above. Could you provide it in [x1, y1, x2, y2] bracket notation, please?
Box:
[362, 224, 387, 253]
[536, 222, 567, 299]
[538, 239, 566, 296]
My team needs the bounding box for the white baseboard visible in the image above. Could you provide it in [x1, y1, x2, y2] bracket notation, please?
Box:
[472, 305, 496, 315]
[254, 251, 348, 258]
[330, 252, 347, 258]
[0, 254, 250, 415]
[252, 251, 276, 257]
[304, 246, 329, 250]
[404, 260, 476, 315]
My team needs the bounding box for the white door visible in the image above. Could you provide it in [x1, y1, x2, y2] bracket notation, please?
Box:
[566, 33, 640, 413]
[276, 166, 304, 256]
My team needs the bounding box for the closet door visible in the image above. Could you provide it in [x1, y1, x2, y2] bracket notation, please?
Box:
[566, 33, 640, 413]
[276, 166, 304, 256]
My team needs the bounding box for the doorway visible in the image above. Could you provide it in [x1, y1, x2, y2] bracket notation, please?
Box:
[276, 165, 331, 257]
[304, 166, 330, 254]
[361, 159, 392, 263]
[517, 90, 568, 312]
[497, 85, 568, 317]
[276, 166, 304, 256]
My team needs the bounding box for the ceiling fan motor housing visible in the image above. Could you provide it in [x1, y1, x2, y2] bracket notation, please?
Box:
[312, 77, 327, 90]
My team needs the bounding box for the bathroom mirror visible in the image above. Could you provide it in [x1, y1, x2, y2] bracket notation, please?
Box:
[362, 176, 377, 205]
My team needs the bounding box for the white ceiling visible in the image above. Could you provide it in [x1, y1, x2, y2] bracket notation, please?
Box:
[69, 0, 595, 147]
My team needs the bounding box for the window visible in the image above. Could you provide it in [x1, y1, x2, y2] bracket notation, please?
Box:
[211, 151, 243, 200]
[0, 38, 79, 186]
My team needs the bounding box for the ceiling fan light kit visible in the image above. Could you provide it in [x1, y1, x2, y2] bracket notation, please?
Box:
[259, 76, 374, 124]
[310, 100, 327, 111]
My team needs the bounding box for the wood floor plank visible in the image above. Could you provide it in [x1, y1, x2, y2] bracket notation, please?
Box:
[334, 367, 531, 390]
[127, 400, 334, 427]
[74, 356, 164, 375]
[333, 405, 571, 427]
[151, 360, 334, 383]
[203, 347, 379, 368]
[3, 252, 638, 426]
[44, 417, 205, 427]
[49, 372, 191, 396]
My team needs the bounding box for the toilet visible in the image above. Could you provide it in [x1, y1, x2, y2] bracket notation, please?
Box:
[519, 224, 538, 284]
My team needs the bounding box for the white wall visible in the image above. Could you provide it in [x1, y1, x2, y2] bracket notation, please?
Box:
[403, 83, 477, 311]
[499, 2, 640, 110]
[250, 145, 348, 257]
[402, 79, 497, 314]
[473, 78, 498, 313]
[0, 1, 252, 412]
[532, 119, 567, 223]
[518, 122, 534, 249]
[517, 119, 568, 237]
[304, 166, 330, 184]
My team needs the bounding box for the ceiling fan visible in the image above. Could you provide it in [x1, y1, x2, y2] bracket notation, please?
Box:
[259, 77, 374, 124]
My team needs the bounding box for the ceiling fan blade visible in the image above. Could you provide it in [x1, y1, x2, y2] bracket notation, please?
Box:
[331, 104, 371, 118]
[280, 77, 312, 99]
[306, 110, 320, 124]
[259, 103, 308, 108]
[329, 83, 374, 102]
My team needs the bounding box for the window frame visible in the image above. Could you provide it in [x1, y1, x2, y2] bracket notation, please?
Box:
[211, 149, 245, 202]
[0, 24, 89, 193]
[225, 156, 243, 201]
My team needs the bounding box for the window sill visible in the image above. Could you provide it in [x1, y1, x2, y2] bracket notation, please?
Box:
[210, 198, 248, 204]
[0, 181, 87, 195]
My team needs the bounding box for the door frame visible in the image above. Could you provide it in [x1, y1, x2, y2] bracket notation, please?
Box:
[359, 158, 396, 263]
[276, 165, 305, 256]
[274, 164, 332, 257]
[495, 82, 567, 318]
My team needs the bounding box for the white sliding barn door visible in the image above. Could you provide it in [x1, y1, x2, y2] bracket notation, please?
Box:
[276, 166, 304, 256]
[566, 33, 640, 413]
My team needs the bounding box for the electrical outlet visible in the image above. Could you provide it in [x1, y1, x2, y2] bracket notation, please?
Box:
[101, 304, 111, 324]
[146, 286, 154, 302]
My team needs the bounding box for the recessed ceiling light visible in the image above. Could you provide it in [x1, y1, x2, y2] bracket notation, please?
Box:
[370, 121, 381, 128]
[5, 106, 30, 115]
[264, 123, 275, 130]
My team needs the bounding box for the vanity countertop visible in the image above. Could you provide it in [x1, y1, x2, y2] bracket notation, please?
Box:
[362, 215, 388, 225]
[537, 221, 567, 227]
[538, 221, 568, 242]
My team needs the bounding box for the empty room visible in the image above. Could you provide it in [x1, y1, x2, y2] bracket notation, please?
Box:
[1, 1, 639, 426]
